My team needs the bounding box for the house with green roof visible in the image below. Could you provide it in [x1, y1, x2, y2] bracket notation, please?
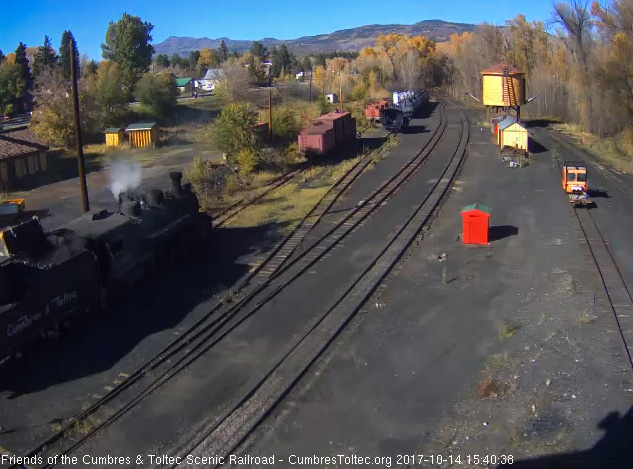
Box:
[176, 77, 193, 93]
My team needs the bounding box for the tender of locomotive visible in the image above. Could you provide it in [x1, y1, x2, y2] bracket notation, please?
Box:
[380, 90, 430, 132]
[0, 171, 211, 362]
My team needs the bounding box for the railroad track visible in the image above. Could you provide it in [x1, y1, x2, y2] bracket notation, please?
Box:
[174, 104, 469, 468]
[553, 147, 633, 372]
[212, 166, 305, 228]
[538, 128, 633, 202]
[8, 104, 447, 468]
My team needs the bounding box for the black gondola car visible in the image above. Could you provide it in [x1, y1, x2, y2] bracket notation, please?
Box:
[0, 171, 211, 362]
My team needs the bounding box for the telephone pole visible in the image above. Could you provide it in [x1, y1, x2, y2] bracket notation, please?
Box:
[70, 39, 90, 213]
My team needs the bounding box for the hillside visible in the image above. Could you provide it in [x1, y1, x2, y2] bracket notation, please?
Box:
[154, 19, 478, 57]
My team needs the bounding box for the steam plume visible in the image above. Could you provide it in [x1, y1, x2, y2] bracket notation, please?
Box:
[109, 160, 142, 199]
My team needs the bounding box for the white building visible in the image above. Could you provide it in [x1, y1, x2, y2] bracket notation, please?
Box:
[195, 69, 227, 91]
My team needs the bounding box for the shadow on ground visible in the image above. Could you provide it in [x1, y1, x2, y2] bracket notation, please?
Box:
[417, 101, 440, 119]
[15, 151, 105, 191]
[498, 406, 633, 468]
[588, 188, 610, 198]
[489, 225, 519, 242]
[0, 222, 282, 396]
[401, 125, 428, 135]
[524, 119, 561, 129]
[528, 137, 548, 154]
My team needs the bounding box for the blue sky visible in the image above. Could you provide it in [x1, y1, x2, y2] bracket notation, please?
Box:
[0, 0, 555, 60]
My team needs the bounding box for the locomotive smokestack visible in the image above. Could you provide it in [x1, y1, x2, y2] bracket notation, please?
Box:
[170, 171, 183, 197]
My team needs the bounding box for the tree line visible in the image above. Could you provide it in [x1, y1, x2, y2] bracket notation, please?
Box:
[441, 0, 633, 156]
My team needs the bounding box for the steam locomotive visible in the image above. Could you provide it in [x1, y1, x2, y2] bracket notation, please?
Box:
[0, 171, 211, 362]
[380, 90, 430, 132]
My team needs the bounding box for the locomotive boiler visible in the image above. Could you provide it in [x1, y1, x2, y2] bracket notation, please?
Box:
[0, 171, 211, 362]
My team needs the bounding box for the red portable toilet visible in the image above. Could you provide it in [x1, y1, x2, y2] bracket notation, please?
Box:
[461, 203, 492, 245]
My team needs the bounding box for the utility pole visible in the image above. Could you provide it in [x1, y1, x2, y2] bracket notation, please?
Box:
[268, 88, 273, 142]
[70, 39, 89, 213]
[309, 70, 312, 102]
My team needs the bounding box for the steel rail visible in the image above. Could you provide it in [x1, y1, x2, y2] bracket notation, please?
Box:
[174, 106, 470, 468]
[14, 104, 445, 468]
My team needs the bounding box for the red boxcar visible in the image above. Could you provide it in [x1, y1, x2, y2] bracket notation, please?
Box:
[298, 110, 356, 155]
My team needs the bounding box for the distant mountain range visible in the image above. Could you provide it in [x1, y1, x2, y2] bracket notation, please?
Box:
[154, 20, 478, 57]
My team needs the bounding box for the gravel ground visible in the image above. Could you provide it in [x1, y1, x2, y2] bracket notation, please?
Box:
[234, 110, 633, 468]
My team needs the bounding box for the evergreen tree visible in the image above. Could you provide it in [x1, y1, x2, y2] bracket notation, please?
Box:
[0, 49, 5, 63]
[315, 53, 327, 68]
[101, 13, 155, 98]
[277, 45, 292, 76]
[33, 36, 58, 78]
[189, 50, 200, 69]
[301, 56, 312, 73]
[14, 42, 32, 95]
[270, 46, 281, 77]
[82, 60, 98, 78]
[217, 40, 229, 62]
[250, 41, 268, 62]
[155, 54, 170, 69]
[171, 54, 183, 68]
[58, 31, 79, 80]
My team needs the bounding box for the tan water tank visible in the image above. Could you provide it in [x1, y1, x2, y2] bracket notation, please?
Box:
[481, 63, 526, 107]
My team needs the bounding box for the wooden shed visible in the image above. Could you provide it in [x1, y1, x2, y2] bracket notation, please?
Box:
[125, 122, 158, 149]
[104, 127, 125, 146]
[496, 116, 517, 146]
[500, 121, 528, 151]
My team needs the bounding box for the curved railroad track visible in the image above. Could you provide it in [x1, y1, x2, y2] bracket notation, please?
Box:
[10, 102, 448, 468]
[173, 103, 469, 469]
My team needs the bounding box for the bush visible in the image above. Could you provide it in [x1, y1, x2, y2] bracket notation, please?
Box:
[211, 102, 259, 161]
[351, 83, 369, 102]
[134, 72, 178, 116]
[271, 105, 300, 140]
[185, 156, 229, 206]
[235, 148, 258, 177]
[317, 96, 334, 115]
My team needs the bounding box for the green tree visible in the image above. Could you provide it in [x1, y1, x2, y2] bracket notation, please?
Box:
[134, 72, 178, 116]
[315, 53, 327, 68]
[171, 54, 183, 68]
[250, 41, 268, 62]
[270, 105, 299, 140]
[82, 59, 98, 78]
[32, 36, 58, 78]
[14, 42, 32, 95]
[189, 50, 200, 69]
[0, 61, 21, 113]
[58, 31, 79, 80]
[0, 49, 5, 63]
[301, 56, 312, 73]
[155, 54, 170, 69]
[211, 102, 258, 162]
[217, 40, 229, 62]
[101, 13, 155, 98]
[92, 61, 127, 121]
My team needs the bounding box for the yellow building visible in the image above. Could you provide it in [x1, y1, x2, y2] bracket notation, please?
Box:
[104, 127, 125, 146]
[125, 122, 158, 149]
[481, 63, 526, 108]
[499, 119, 528, 151]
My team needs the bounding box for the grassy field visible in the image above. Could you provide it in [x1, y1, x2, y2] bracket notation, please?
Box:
[223, 157, 363, 232]
[550, 123, 633, 174]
